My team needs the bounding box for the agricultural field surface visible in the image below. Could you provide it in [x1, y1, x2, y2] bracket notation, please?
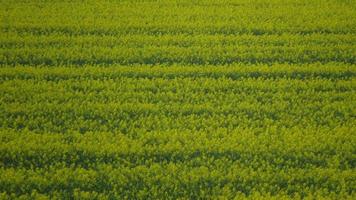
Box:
[0, 0, 356, 199]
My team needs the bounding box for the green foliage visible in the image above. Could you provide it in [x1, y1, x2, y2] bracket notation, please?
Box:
[0, 0, 355, 199]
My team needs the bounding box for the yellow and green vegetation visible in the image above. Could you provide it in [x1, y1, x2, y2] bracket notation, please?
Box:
[0, 0, 355, 199]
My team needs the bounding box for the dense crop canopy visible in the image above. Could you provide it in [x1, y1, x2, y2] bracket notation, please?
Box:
[0, 0, 355, 199]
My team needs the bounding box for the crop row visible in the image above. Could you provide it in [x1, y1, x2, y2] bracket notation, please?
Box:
[0, 63, 354, 80]
[1, 0, 355, 36]
[1, 44, 355, 65]
[1, 0, 355, 66]
[1, 65, 354, 134]
[0, 127, 355, 199]
[1, 127, 355, 168]
[1, 33, 355, 48]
